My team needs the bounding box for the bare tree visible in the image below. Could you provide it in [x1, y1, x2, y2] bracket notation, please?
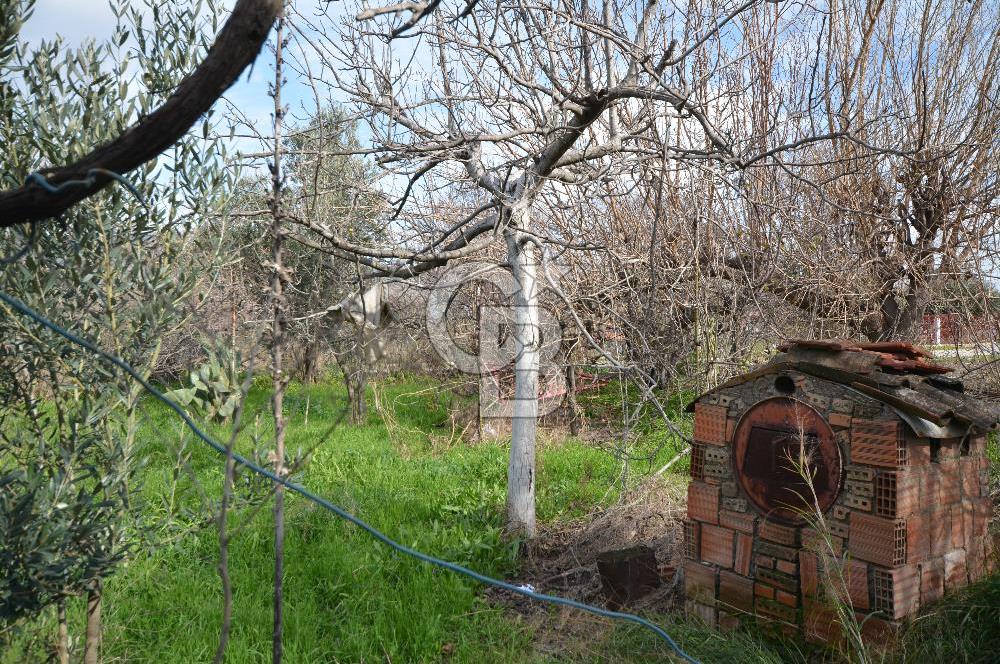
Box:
[285, 0, 853, 537]
[712, 0, 1000, 342]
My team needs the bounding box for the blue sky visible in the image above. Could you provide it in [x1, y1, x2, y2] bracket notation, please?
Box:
[18, 0, 434, 197]
[19, 0, 326, 157]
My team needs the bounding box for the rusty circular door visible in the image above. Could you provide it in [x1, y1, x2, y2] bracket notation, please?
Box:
[732, 397, 842, 524]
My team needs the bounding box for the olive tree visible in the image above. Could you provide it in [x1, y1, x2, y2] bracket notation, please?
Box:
[0, 0, 239, 658]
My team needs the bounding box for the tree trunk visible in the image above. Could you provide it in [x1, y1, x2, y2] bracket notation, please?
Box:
[351, 367, 367, 424]
[567, 362, 580, 436]
[504, 225, 539, 538]
[878, 293, 922, 341]
[84, 581, 102, 664]
[299, 340, 322, 383]
[57, 600, 69, 664]
[269, 14, 288, 664]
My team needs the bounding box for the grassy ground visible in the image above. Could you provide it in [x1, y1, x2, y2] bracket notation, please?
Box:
[2, 376, 998, 662]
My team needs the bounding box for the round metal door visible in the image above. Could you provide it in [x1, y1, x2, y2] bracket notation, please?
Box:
[732, 397, 842, 524]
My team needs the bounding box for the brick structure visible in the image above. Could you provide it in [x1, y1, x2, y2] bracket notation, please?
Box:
[682, 340, 998, 642]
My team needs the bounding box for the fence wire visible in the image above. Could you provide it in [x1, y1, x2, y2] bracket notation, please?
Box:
[0, 282, 700, 664]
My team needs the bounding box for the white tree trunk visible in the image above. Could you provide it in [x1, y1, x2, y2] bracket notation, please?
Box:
[504, 224, 539, 538]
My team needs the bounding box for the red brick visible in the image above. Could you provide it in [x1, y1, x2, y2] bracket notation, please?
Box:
[924, 467, 941, 508]
[776, 590, 798, 607]
[875, 469, 920, 518]
[944, 549, 968, 590]
[687, 481, 719, 524]
[760, 519, 798, 546]
[686, 600, 716, 627]
[929, 507, 951, 556]
[719, 509, 756, 534]
[857, 612, 901, 648]
[756, 567, 797, 592]
[758, 540, 798, 561]
[845, 494, 873, 511]
[725, 418, 737, 443]
[756, 555, 775, 569]
[690, 444, 705, 481]
[851, 419, 904, 467]
[847, 465, 875, 481]
[802, 527, 843, 556]
[776, 559, 796, 575]
[961, 457, 980, 498]
[683, 520, 700, 560]
[940, 460, 961, 504]
[951, 504, 965, 550]
[683, 560, 716, 604]
[972, 496, 992, 535]
[906, 513, 930, 563]
[968, 539, 988, 583]
[804, 599, 843, 644]
[719, 570, 754, 613]
[828, 520, 850, 539]
[849, 512, 906, 567]
[700, 524, 734, 569]
[829, 412, 852, 428]
[844, 558, 869, 611]
[909, 441, 931, 465]
[800, 552, 819, 598]
[755, 584, 775, 600]
[718, 611, 741, 632]
[920, 561, 944, 605]
[825, 557, 866, 609]
[694, 403, 728, 445]
[872, 565, 920, 619]
[757, 597, 797, 624]
[961, 500, 976, 548]
[734, 533, 753, 576]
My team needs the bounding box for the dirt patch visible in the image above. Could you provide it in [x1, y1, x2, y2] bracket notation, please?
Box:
[486, 477, 688, 659]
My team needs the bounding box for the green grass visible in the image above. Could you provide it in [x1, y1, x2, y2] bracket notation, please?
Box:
[3, 377, 998, 663]
[1, 377, 682, 662]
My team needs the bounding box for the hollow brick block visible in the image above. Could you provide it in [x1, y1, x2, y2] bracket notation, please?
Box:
[694, 403, 728, 445]
[687, 481, 719, 524]
[701, 524, 735, 569]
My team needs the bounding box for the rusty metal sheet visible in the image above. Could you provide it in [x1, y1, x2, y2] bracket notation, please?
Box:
[732, 397, 842, 525]
[856, 341, 932, 358]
